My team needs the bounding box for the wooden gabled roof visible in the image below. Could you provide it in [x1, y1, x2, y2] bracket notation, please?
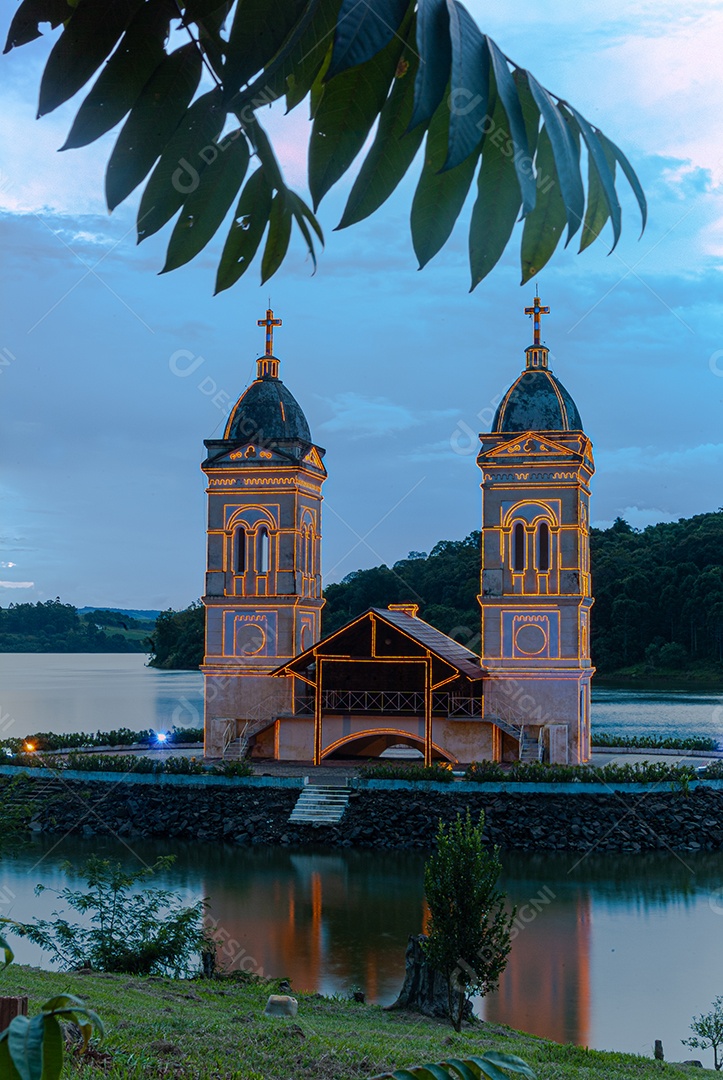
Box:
[273, 606, 485, 682]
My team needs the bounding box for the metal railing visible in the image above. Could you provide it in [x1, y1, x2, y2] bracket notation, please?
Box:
[293, 691, 484, 717]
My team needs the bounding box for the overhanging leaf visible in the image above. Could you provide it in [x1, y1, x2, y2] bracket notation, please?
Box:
[215, 167, 274, 293]
[61, 0, 174, 150]
[286, 189, 323, 269]
[409, 0, 451, 130]
[7, 1014, 43, 1080]
[337, 25, 424, 229]
[38, 0, 144, 117]
[578, 133, 616, 252]
[39, 1016, 63, 1080]
[565, 104, 621, 250]
[443, 1059, 478, 1080]
[261, 191, 292, 282]
[137, 88, 225, 241]
[224, 0, 307, 98]
[411, 95, 479, 268]
[474, 1051, 537, 1078]
[3, 0, 70, 53]
[163, 131, 251, 272]
[599, 131, 647, 235]
[469, 95, 522, 290]
[0, 1035, 21, 1080]
[486, 39, 535, 216]
[444, 2, 489, 171]
[526, 71, 584, 243]
[0, 930, 14, 970]
[327, 0, 410, 80]
[520, 125, 566, 283]
[105, 43, 203, 212]
[309, 23, 406, 208]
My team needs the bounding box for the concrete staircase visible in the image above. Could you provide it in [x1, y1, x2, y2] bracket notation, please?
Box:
[519, 732, 542, 763]
[222, 717, 274, 760]
[289, 785, 350, 825]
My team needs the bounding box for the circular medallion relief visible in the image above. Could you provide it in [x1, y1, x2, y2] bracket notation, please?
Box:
[514, 623, 547, 656]
[237, 624, 266, 655]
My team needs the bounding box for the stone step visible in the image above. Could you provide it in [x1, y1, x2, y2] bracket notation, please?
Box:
[289, 784, 350, 824]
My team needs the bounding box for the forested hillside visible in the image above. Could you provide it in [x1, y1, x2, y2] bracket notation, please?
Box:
[0, 600, 152, 652]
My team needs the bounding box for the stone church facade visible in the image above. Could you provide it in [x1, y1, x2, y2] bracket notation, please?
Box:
[202, 298, 594, 764]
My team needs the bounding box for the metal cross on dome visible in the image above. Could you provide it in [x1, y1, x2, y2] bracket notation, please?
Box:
[525, 292, 550, 346]
[258, 307, 282, 356]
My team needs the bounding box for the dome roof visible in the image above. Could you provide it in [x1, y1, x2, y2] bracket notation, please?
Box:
[224, 373, 311, 445]
[493, 367, 583, 433]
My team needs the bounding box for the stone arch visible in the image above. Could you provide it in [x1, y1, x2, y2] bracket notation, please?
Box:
[322, 729, 457, 762]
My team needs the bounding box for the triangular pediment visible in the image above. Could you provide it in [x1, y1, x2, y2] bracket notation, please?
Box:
[302, 446, 324, 470]
[484, 432, 579, 461]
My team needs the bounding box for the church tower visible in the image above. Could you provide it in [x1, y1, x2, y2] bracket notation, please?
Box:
[201, 310, 326, 757]
[477, 295, 595, 764]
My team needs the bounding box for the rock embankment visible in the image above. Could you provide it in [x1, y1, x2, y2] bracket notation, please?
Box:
[4, 777, 722, 852]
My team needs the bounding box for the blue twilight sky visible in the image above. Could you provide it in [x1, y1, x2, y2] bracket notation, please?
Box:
[0, 1, 722, 609]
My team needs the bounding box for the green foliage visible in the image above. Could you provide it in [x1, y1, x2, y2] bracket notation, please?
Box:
[63, 753, 206, 774]
[368, 1051, 535, 1079]
[357, 761, 455, 783]
[591, 510, 723, 673]
[4, 0, 644, 289]
[213, 758, 255, 778]
[0, 931, 103, 1080]
[683, 996, 723, 1070]
[592, 733, 718, 751]
[13, 856, 207, 977]
[423, 810, 515, 1032]
[148, 603, 205, 670]
[0, 599, 149, 654]
[464, 759, 699, 784]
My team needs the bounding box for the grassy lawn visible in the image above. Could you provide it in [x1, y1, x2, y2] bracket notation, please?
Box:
[1, 966, 711, 1079]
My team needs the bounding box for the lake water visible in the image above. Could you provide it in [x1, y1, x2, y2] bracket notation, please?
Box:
[1, 655, 723, 1064]
[0, 653, 721, 743]
[1, 838, 722, 1066]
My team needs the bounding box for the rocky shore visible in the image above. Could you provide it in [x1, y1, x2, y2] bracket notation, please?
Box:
[6, 776, 723, 853]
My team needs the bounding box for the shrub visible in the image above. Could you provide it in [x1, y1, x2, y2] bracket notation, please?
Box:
[592, 733, 718, 751]
[212, 759, 255, 778]
[357, 762, 454, 783]
[13, 856, 207, 977]
[464, 760, 698, 784]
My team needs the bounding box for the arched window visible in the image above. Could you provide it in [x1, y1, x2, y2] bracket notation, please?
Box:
[305, 528, 313, 576]
[538, 522, 550, 572]
[235, 528, 246, 574]
[258, 527, 270, 573]
[513, 522, 525, 572]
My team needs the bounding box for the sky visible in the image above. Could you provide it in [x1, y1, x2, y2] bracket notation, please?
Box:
[0, 0, 722, 609]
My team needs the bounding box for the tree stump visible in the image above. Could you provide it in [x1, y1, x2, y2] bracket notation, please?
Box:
[0, 996, 28, 1030]
[385, 934, 471, 1021]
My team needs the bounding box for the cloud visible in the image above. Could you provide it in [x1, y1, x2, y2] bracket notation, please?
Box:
[592, 506, 678, 531]
[318, 392, 456, 438]
[0, 562, 16, 568]
[0, 581, 34, 589]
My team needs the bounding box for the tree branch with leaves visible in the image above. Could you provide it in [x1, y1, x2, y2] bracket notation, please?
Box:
[4, 0, 646, 291]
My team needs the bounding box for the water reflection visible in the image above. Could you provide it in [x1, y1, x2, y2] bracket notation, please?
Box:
[1, 839, 722, 1061]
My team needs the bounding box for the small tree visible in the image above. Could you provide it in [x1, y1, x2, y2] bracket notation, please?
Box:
[683, 997, 723, 1070]
[13, 856, 208, 977]
[423, 809, 515, 1032]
